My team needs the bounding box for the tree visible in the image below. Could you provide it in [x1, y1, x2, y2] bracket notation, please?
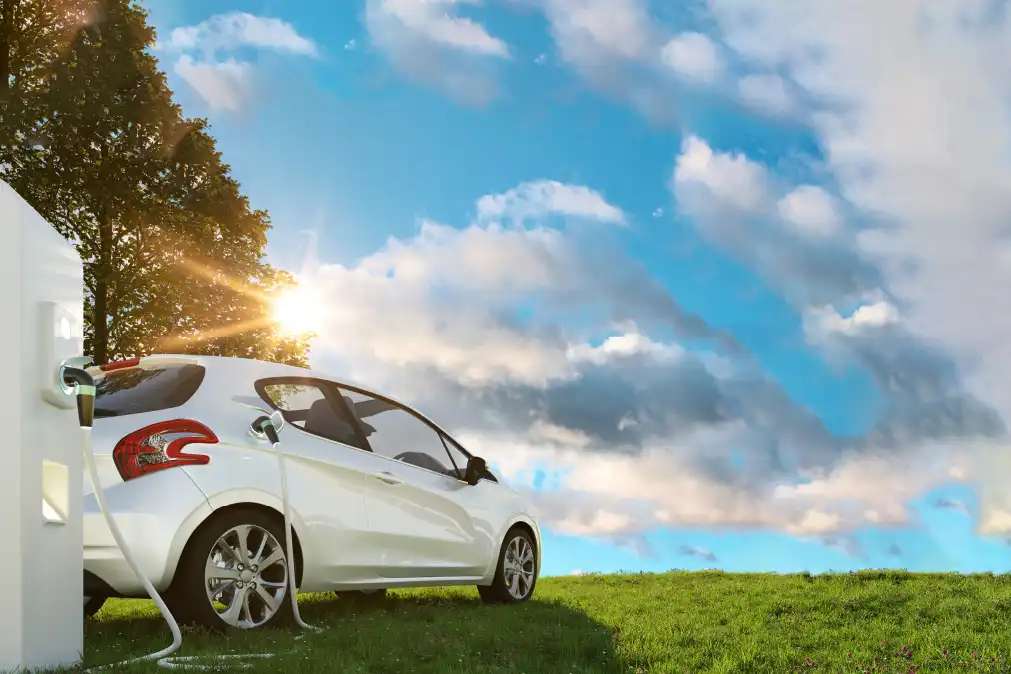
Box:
[0, 0, 310, 367]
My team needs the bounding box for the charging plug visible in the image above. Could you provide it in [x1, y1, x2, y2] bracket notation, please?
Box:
[61, 367, 95, 428]
[251, 415, 280, 445]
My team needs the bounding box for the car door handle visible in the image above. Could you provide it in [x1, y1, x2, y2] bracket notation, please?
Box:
[373, 471, 403, 485]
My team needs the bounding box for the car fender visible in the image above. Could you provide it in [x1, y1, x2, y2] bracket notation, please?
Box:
[196, 487, 317, 581]
[161, 498, 217, 589]
[483, 513, 542, 580]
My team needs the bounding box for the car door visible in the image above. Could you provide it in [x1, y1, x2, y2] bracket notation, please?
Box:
[252, 377, 378, 587]
[335, 385, 496, 580]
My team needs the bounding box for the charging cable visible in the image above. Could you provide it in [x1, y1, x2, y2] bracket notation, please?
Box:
[64, 367, 319, 671]
[249, 414, 318, 634]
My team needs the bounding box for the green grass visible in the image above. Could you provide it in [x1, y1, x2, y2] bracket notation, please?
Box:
[74, 571, 1011, 673]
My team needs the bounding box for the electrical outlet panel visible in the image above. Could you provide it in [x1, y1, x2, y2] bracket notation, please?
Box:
[39, 302, 83, 409]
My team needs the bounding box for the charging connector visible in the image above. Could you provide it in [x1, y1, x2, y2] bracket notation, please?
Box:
[66, 366, 183, 669]
[71, 373, 319, 671]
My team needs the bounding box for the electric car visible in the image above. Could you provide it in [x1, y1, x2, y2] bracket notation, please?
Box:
[82, 354, 541, 630]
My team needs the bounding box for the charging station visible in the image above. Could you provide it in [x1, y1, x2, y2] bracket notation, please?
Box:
[0, 179, 86, 670]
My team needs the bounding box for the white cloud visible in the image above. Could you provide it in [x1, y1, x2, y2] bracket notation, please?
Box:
[375, 0, 509, 57]
[979, 447, 1011, 537]
[173, 56, 254, 112]
[161, 12, 316, 111]
[777, 185, 842, 237]
[493, 432, 984, 543]
[537, 0, 688, 123]
[661, 32, 722, 83]
[689, 9, 1011, 518]
[298, 179, 734, 392]
[671, 138, 883, 308]
[312, 224, 579, 388]
[704, 0, 1011, 429]
[673, 136, 769, 213]
[805, 302, 899, 340]
[364, 0, 509, 103]
[543, 0, 655, 66]
[476, 180, 627, 225]
[737, 73, 794, 116]
[359, 222, 574, 295]
[528, 420, 592, 449]
[162, 12, 317, 55]
[567, 332, 683, 365]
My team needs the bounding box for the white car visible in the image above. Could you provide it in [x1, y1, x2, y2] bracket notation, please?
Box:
[82, 354, 541, 630]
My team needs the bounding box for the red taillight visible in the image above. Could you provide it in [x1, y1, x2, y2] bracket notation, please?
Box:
[100, 358, 141, 372]
[113, 419, 217, 481]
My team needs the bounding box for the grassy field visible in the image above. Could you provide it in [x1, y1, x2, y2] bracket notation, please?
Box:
[76, 571, 1011, 673]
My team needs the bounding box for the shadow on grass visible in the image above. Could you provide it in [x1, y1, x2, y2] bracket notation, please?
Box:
[80, 588, 622, 673]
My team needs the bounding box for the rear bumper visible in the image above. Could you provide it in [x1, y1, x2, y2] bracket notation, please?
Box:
[83, 468, 212, 597]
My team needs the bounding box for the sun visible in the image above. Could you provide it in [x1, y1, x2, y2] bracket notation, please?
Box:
[271, 286, 322, 336]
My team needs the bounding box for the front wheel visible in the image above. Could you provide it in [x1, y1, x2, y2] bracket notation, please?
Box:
[478, 528, 537, 604]
[168, 509, 295, 631]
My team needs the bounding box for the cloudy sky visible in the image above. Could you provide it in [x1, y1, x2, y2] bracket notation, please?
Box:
[146, 0, 1011, 576]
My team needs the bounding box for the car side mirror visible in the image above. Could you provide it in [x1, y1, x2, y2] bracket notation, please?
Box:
[465, 456, 488, 486]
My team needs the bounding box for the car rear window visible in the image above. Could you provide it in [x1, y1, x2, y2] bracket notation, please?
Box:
[94, 364, 206, 418]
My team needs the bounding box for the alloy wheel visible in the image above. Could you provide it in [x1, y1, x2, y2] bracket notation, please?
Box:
[204, 523, 289, 628]
[502, 535, 536, 600]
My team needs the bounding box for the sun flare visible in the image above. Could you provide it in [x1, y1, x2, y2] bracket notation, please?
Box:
[271, 286, 322, 336]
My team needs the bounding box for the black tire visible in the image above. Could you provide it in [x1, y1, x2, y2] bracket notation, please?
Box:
[168, 509, 296, 632]
[478, 527, 538, 604]
[84, 596, 106, 619]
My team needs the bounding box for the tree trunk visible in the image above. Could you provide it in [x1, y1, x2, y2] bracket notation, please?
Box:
[92, 153, 113, 364]
[92, 210, 112, 364]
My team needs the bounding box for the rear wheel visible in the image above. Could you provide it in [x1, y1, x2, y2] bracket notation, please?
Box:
[168, 509, 295, 631]
[478, 528, 537, 604]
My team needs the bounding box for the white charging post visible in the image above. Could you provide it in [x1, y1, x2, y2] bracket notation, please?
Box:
[0, 179, 86, 670]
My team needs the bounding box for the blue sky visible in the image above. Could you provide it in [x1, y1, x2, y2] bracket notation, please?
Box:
[144, 0, 1011, 577]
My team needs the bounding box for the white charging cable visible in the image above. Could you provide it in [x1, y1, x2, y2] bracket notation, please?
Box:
[81, 426, 184, 669]
[80, 410, 319, 671]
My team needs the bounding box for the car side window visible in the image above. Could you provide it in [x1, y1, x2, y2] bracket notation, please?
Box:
[337, 387, 460, 479]
[258, 381, 365, 450]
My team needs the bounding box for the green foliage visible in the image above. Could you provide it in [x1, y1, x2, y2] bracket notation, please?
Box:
[79, 572, 1011, 672]
[0, 0, 310, 367]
